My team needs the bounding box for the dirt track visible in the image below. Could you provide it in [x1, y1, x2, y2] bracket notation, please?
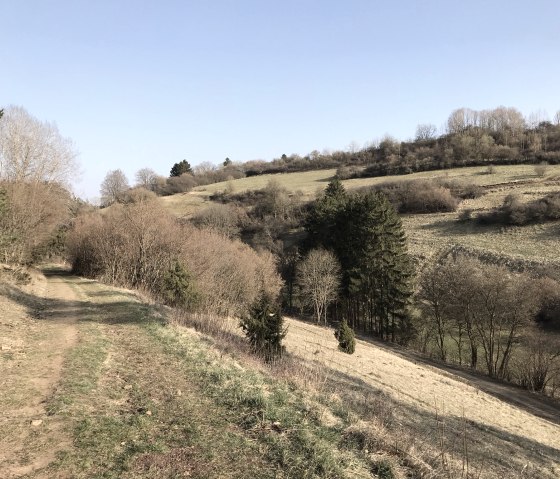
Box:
[0, 268, 79, 477]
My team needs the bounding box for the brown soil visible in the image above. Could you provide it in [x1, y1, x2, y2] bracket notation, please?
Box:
[0, 267, 79, 478]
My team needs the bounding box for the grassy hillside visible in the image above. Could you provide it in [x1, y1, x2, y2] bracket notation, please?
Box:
[2, 267, 559, 478]
[159, 164, 560, 265]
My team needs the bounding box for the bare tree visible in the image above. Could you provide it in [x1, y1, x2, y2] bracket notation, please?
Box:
[0, 105, 78, 186]
[100, 169, 129, 206]
[296, 248, 341, 324]
[415, 123, 437, 141]
[134, 168, 158, 191]
[419, 256, 540, 378]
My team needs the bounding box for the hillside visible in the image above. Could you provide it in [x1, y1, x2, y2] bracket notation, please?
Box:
[1, 268, 559, 478]
[159, 164, 560, 266]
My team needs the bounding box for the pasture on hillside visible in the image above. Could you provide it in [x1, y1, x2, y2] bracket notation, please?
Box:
[159, 164, 560, 266]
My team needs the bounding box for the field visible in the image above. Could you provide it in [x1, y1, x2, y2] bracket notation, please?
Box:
[1, 267, 559, 478]
[160, 164, 560, 266]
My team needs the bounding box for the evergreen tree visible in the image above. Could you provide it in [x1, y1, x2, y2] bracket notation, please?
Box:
[240, 293, 286, 363]
[335, 319, 356, 354]
[160, 261, 198, 308]
[305, 185, 415, 343]
[305, 178, 348, 250]
[170, 160, 192, 177]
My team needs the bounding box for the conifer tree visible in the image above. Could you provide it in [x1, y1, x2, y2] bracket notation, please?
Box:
[305, 178, 348, 250]
[305, 183, 415, 343]
[335, 319, 356, 354]
[240, 293, 286, 363]
[170, 160, 192, 177]
[160, 261, 198, 308]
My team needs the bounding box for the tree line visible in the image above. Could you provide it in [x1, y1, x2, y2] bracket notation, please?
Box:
[99, 105, 560, 207]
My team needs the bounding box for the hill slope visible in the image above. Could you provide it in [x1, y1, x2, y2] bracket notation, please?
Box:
[159, 164, 560, 266]
[1, 268, 559, 477]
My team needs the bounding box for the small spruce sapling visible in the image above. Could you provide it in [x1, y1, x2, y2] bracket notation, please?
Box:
[335, 320, 356, 354]
[161, 261, 197, 308]
[241, 293, 286, 363]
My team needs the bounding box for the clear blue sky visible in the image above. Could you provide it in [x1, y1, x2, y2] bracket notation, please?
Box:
[2, 0, 559, 199]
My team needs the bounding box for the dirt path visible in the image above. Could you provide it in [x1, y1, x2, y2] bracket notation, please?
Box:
[0, 267, 80, 477]
[283, 317, 560, 476]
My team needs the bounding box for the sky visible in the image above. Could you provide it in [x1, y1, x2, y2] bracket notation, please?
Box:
[2, 0, 559, 200]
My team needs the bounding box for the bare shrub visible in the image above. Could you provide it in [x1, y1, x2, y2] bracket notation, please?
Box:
[163, 173, 197, 195]
[365, 180, 459, 214]
[192, 203, 242, 238]
[180, 226, 282, 319]
[68, 201, 283, 325]
[0, 181, 72, 264]
[67, 199, 184, 292]
[477, 192, 560, 226]
[122, 187, 157, 204]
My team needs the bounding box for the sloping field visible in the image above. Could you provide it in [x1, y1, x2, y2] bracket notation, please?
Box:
[283, 318, 560, 477]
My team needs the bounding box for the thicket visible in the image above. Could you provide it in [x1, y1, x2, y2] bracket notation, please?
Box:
[360, 179, 460, 214]
[416, 255, 560, 395]
[476, 192, 560, 226]
[207, 179, 306, 253]
[67, 197, 282, 323]
[0, 181, 74, 264]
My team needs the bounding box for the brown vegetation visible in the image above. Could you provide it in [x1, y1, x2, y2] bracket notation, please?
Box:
[67, 196, 282, 325]
[417, 255, 560, 393]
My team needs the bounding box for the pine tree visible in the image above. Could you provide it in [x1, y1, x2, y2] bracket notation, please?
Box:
[170, 160, 192, 177]
[240, 293, 286, 363]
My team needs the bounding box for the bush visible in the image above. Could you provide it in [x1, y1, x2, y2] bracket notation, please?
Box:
[534, 161, 549, 177]
[240, 293, 286, 363]
[477, 192, 560, 226]
[363, 180, 459, 214]
[335, 320, 356, 354]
